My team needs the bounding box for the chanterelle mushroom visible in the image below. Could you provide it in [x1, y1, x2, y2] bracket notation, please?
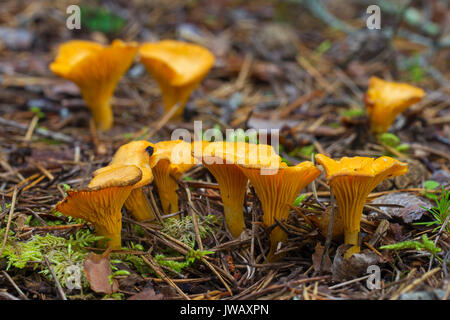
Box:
[150, 140, 196, 215]
[93, 141, 155, 222]
[238, 159, 320, 261]
[197, 141, 283, 238]
[50, 40, 138, 131]
[55, 165, 142, 249]
[139, 40, 215, 118]
[365, 76, 425, 134]
[315, 154, 408, 258]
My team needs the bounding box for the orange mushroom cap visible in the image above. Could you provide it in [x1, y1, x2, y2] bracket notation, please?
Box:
[365, 76, 425, 134]
[55, 165, 142, 249]
[150, 140, 197, 214]
[238, 161, 321, 261]
[93, 141, 156, 222]
[50, 40, 138, 131]
[196, 141, 284, 238]
[315, 154, 408, 257]
[139, 40, 215, 118]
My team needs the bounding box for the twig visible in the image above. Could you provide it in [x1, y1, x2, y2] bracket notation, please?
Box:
[2, 271, 28, 300]
[185, 187, 203, 251]
[0, 291, 20, 300]
[141, 254, 190, 300]
[390, 268, 441, 300]
[138, 102, 182, 140]
[0, 188, 18, 258]
[43, 256, 67, 300]
[328, 274, 371, 290]
[320, 188, 335, 273]
[24, 115, 39, 141]
[428, 214, 450, 272]
[19, 223, 86, 232]
[0, 116, 74, 143]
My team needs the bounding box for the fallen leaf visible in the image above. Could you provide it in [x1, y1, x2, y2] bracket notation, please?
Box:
[369, 193, 433, 224]
[312, 243, 332, 273]
[83, 250, 119, 294]
[128, 287, 164, 300]
[331, 245, 379, 282]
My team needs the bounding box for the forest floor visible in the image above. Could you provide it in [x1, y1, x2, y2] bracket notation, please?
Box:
[0, 0, 449, 300]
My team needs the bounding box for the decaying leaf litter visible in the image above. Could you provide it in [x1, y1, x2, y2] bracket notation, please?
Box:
[0, 0, 449, 300]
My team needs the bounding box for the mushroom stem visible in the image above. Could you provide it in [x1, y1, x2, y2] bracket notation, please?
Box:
[267, 226, 288, 262]
[125, 188, 156, 222]
[160, 82, 199, 118]
[152, 160, 180, 215]
[203, 161, 248, 238]
[95, 222, 122, 250]
[331, 176, 367, 257]
[87, 98, 113, 131]
[223, 199, 245, 238]
[344, 229, 360, 258]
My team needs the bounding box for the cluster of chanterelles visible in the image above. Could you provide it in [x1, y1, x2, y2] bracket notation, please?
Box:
[50, 39, 215, 131]
[55, 139, 408, 261]
[50, 39, 423, 261]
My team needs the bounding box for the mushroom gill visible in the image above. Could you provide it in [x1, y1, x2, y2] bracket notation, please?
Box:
[197, 141, 282, 238]
[55, 165, 142, 249]
[238, 160, 321, 261]
[150, 140, 196, 215]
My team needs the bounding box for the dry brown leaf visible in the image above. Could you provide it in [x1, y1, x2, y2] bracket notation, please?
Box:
[128, 287, 164, 300]
[312, 242, 332, 273]
[83, 250, 119, 294]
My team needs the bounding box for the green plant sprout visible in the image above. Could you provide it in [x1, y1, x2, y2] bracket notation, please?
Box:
[415, 187, 449, 233]
[339, 108, 366, 118]
[155, 249, 214, 274]
[30, 106, 45, 119]
[422, 180, 440, 201]
[80, 6, 126, 34]
[293, 194, 307, 207]
[379, 133, 410, 155]
[380, 234, 442, 259]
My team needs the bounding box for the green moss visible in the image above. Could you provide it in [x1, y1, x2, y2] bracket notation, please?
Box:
[162, 214, 218, 248]
[0, 229, 102, 288]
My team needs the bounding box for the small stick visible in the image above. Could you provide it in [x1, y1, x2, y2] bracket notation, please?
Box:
[148, 188, 164, 224]
[21, 175, 46, 192]
[0, 116, 73, 143]
[142, 254, 190, 300]
[328, 274, 371, 290]
[19, 223, 86, 232]
[43, 256, 67, 300]
[0, 291, 20, 300]
[0, 188, 18, 258]
[23, 208, 48, 226]
[428, 214, 450, 271]
[390, 268, 441, 300]
[24, 115, 39, 141]
[140, 102, 182, 140]
[2, 271, 28, 300]
[320, 188, 335, 273]
[185, 187, 203, 251]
